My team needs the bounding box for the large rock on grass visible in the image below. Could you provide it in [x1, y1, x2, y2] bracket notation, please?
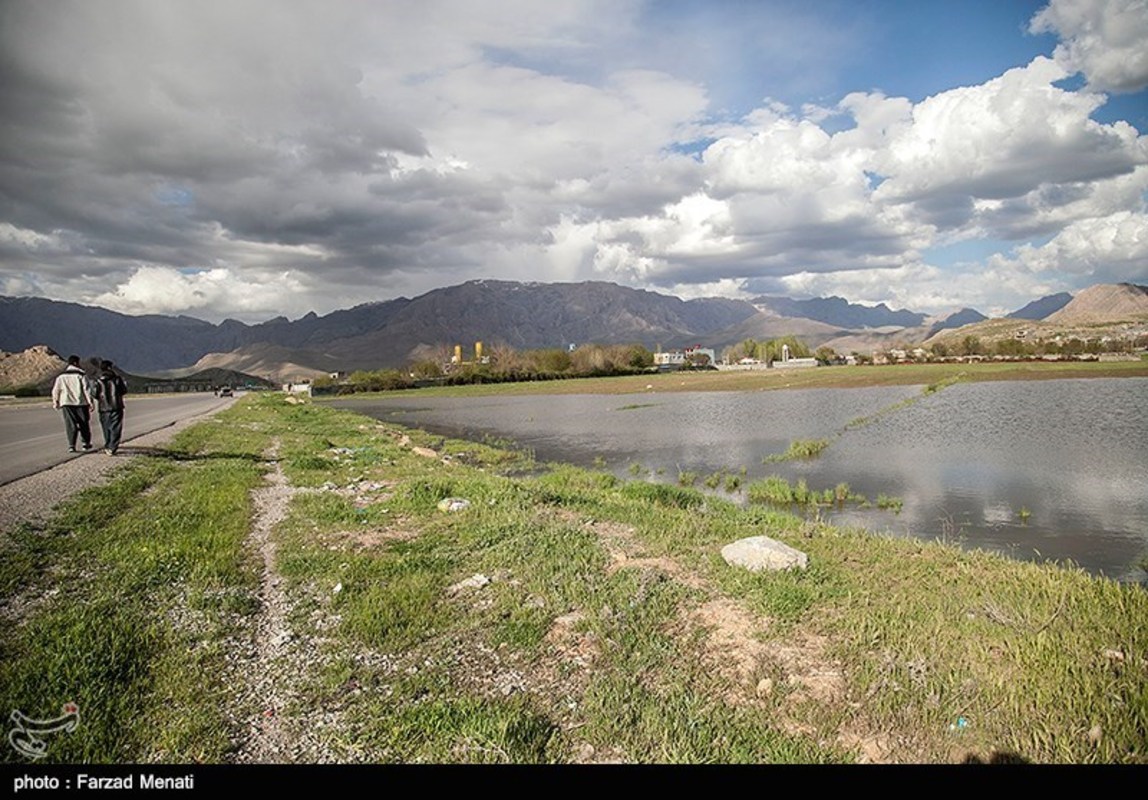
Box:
[721, 536, 808, 572]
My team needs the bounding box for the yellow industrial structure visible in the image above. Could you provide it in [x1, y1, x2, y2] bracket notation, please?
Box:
[450, 342, 486, 366]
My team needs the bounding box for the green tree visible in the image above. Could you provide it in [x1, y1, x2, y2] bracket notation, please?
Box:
[956, 335, 982, 357]
[410, 360, 443, 379]
[531, 348, 573, 373]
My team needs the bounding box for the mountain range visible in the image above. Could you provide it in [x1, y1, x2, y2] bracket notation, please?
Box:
[2, 280, 1146, 382]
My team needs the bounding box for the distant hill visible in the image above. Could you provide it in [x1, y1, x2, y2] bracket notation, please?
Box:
[1007, 292, 1073, 320]
[179, 345, 334, 385]
[750, 295, 925, 329]
[700, 310, 847, 351]
[308, 280, 761, 368]
[0, 345, 271, 394]
[0, 294, 416, 373]
[4, 280, 1143, 376]
[176, 368, 276, 389]
[926, 308, 988, 339]
[0, 345, 68, 392]
[1045, 283, 1148, 324]
[0, 280, 763, 374]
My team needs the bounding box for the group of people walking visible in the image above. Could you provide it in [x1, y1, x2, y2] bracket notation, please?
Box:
[51, 355, 128, 455]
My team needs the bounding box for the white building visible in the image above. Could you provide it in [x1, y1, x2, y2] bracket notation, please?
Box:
[654, 346, 716, 367]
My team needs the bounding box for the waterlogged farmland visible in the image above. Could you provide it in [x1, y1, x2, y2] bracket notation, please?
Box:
[334, 377, 1148, 583]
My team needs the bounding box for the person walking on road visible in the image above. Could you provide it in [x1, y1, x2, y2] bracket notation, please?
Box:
[93, 359, 128, 455]
[51, 354, 94, 452]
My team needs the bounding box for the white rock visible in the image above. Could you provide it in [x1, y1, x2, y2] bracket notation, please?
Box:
[721, 535, 808, 572]
[447, 573, 491, 596]
[436, 497, 471, 512]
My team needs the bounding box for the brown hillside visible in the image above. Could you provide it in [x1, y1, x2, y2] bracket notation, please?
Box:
[1045, 283, 1148, 324]
[185, 344, 332, 384]
[0, 345, 67, 391]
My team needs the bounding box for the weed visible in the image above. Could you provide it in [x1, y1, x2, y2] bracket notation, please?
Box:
[876, 494, 904, 513]
[763, 438, 831, 463]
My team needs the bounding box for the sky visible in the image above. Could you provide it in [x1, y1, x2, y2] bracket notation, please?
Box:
[1, 0, 1146, 323]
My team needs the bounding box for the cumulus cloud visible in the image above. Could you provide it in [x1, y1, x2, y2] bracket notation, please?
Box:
[871, 57, 1146, 211]
[987, 210, 1148, 280]
[1031, 0, 1148, 92]
[92, 266, 313, 318]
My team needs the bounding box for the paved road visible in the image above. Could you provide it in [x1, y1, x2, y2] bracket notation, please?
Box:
[0, 393, 237, 485]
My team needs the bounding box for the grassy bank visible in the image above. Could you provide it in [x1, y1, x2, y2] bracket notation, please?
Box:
[2, 394, 1145, 763]
[330, 359, 1148, 399]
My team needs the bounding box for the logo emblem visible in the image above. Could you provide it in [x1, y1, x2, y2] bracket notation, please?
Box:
[8, 703, 80, 759]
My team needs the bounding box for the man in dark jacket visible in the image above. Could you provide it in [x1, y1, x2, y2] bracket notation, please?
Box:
[93, 360, 128, 455]
[51, 355, 94, 452]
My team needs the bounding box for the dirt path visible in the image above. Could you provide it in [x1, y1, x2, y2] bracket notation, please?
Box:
[229, 441, 316, 763]
[228, 442, 352, 763]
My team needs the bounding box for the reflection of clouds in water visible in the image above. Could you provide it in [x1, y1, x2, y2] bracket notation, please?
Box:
[982, 503, 1015, 525]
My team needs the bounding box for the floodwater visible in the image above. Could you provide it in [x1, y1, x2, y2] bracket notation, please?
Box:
[332, 377, 1148, 583]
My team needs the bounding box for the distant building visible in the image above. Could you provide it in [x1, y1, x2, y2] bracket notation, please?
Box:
[654, 345, 716, 367]
[772, 357, 818, 369]
[773, 342, 817, 369]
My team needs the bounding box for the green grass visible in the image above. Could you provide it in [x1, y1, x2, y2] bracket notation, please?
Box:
[677, 469, 698, 487]
[763, 438, 831, 463]
[0, 430, 265, 763]
[876, 494, 904, 513]
[5, 392, 1146, 764]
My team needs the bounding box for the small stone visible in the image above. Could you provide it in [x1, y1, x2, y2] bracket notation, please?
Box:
[721, 535, 808, 572]
[1102, 648, 1125, 663]
[756, 677, 774, 697]
[1088, 724, 1103, 746]
[412, 446, 439, 458]
[333, 582, 343, 595]
[525, 595, 547, 609]
[447, 573, 491, 596]
[437, 497, 471, 513]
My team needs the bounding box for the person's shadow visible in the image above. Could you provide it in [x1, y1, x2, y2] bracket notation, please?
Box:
[962, 751, 1031, 764]
[115, 445, 268, 463]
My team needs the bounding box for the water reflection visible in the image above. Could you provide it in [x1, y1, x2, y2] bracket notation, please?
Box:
[333, 378, 1148, 583]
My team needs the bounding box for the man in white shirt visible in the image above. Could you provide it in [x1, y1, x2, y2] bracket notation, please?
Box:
[51, 354, 94, 452]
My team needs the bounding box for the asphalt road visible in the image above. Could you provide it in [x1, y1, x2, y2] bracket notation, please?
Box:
[0, 392, 236, 485]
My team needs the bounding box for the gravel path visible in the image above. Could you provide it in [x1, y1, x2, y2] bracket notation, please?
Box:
[0, 402, 233, 534]
[233, 442, 298, 763]
[228, 443, 352, 764]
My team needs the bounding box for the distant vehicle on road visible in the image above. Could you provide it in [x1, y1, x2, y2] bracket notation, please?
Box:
[219, 386, 233, 397]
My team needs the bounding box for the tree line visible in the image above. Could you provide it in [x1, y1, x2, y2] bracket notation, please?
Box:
[313, 342, 659, 394]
